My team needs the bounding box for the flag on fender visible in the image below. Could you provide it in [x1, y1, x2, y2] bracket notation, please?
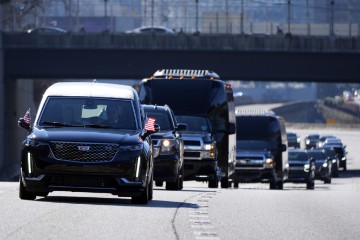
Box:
[24, 108, 31, 125]
[145, 117, 156, 131]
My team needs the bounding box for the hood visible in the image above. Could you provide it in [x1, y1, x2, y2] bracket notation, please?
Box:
[150, 131, 174, 140]
[236, 149, 268, 155]
[30, 127, 141, 145]
[182, 131, 213, 142]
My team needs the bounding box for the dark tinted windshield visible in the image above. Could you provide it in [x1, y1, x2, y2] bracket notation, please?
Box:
[289, 151, 309, 161]
[39, 97, 137, 130]
[236, 116, 280, 140]
[306, 151, 326, 160]
[236, 140, 269, 151]
[175, 115, 210, 132]
[144, 110, 173, 131]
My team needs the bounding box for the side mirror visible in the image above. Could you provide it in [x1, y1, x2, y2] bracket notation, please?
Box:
[227, 123, 236, 135]
[281, 144, 287, 152]
[18, 118, 31, 131]
[176, 123, 187, 131]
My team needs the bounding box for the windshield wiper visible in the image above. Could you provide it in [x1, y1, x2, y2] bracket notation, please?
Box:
[41, 121, 83, 127]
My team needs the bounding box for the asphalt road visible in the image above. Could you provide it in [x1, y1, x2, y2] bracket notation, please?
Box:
[0, 127, 359, 240]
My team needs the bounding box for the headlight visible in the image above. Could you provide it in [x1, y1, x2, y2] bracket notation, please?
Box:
[265, 158, 274, 168]
[306, 140, 310, 144]
[304, 164, 310, 172]
[322, 162, 328, 167]
[204, 144, 215, 151]
[160, 139, 176, 154]
[119, 144, 143, 152]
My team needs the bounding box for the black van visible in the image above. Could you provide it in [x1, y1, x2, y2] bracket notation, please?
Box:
[234, 110, 288, 189]
[139, 69, 236, 188]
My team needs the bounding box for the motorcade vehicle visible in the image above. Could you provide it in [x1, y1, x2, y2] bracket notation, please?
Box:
[175, 114, 219, 188]
[317, 136, 347, 171]
[17, 82, 159, 204]
[125, 26, 176, 34]
[304, 134, 320, 149]
[287, 132, 301, 148]
[234, 110, 289, 190]
[143, 104, 187, 190]
[286, 149, 315, 189]
[322, 147, 340, 177]
[139, 69, 236, 188]
[317, 135, 338, 148]
[306, 149, 332, 184]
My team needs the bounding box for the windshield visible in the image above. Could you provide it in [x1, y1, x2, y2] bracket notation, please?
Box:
[38, 97, 137, 130]
[288, 151, 309, 162]
[175, 115, 210, 132]
[144, 110, 173, 131]
[306, 151, 326, 160]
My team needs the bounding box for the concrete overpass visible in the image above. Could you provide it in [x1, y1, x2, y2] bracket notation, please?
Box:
[1, 32, 360, 180]
[3, 32, 360, 81]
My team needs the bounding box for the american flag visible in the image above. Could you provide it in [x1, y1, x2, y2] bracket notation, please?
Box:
[145, 117, 156, 131]
[24, 108, 31, 125]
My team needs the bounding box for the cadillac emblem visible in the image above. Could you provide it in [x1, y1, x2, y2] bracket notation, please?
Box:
[78, 146, 90, 151]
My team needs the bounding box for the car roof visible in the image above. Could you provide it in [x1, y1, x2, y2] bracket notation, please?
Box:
[43, 82, 137, 100]
[27, 26, 67, 33]
[126, 26, 175, 34]
[143, 104, 171, 112]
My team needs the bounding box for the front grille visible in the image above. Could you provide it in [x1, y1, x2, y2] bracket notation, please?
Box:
[50, 142, 119, 162]
[184, 140, 201, 146]
[184, 152, 201, 158]
[49, 175, 117, 188]
[236, 156, 265, 168]
[152, 140, 159, 146]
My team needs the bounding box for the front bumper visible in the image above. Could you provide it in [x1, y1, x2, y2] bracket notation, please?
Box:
[153, 153, 180, 182]
[183, 159, 217, 181]
[233, 168, 274, 183]
[21, 170, 147, 197]
[287, 169, 309, 182]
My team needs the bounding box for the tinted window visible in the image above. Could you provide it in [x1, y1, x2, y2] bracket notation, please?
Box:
[145, 110, 173, 131]
[289, 151, 309, 161]
[39, 97, 137, 129]
[236, 116, 281, 150]
[176, 115, 210, 132]
[307, 151, 326, 160]
[236, 116, 280, 140]
[236, 140, 269, 151]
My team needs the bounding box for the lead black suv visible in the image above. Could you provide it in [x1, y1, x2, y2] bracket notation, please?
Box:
[17, 82, 159, 204]
[143, 105, 187, 190]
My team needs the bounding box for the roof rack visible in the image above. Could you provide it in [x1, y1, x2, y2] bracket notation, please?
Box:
[152, 69, 220, 80]
[235, 109, 276, 116]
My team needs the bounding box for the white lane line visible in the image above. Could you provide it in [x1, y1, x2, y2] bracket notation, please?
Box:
[189, 191, 221, 240]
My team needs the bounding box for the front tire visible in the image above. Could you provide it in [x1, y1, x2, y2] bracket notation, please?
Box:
[132, 178, 151, 204]
[208, 171, 219, 188]
[221, 177, 229, 188]
[19, 178, 36, 200]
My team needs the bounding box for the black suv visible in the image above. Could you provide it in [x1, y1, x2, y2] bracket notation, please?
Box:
[18, 82, 159, 204]
[234, 110, 289, 189]
[143, 105, 187, 190]
[287, 149, 315, 190]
